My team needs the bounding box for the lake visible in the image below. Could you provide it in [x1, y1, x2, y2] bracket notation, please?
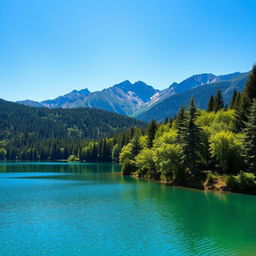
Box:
[0, 162, 256, 256]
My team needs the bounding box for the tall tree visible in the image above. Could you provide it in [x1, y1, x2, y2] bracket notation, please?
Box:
[207, 95, 214, 112]
[233, 67, 256, 132]
[230, 90, 238, 109]
[179, 98, 202, 170]
[130, 135, 142, 158]
[175, 105, 186, 142]
[213, 89, 224, 112]
[169, 117, 173, 128]
[147, 120, 158, 148]
[244, 65, 256, 102]
[243, 99, 256, 173]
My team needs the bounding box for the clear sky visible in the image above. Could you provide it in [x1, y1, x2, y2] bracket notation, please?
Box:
[0, 0, 255, 101]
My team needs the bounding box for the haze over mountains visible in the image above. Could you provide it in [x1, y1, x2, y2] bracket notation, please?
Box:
[17, 71, 249, 121]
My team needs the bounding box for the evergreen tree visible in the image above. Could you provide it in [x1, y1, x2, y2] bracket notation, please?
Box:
[243, 99, 256, 173]
[175, 105, 186, 141]
[179, 98, 202, 170]
[230, 90, 238, 109]
[164, 117, 169, 124]
[244, 65, 256, 102]
[233, 94, 250, 132]
[213, 89, 224, 112]
[147, 120, 158, 148]
[207, 95, 214, 112]
[233, 66, 256, 132]
[169, 117, 173, 128]
[130, 135, 142, 158]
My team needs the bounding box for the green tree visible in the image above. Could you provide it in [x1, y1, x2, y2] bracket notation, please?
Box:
[213, 89, 224, 112]
[230, 90, 238, 109]
[243, 99, 256, 173]
[147, 120, 158, 148]
[244, 65, 256, 102]
[135, 148, 156, 177]
[175, 105, 186, 143]
[233, 94, 248, 132]
[130, 135, 142, 158]
[207, 95, 214, 112]
[179, 98, 202, 170]
[209, 131, 244, 173]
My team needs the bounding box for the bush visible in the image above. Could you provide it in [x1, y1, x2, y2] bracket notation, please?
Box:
[204, 172, 217, 189]
[209, 131, 244, 173]
[135, 148, 156, 177]
[225, 171, 256, 192]
[121, 159, 136, 175]
[154, 144, 183, 182]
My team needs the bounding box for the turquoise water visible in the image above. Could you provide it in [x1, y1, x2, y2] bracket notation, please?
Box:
[0, 162, 256, 256]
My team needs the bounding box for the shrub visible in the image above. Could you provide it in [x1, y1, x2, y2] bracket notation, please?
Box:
[121, 158, 136, 175]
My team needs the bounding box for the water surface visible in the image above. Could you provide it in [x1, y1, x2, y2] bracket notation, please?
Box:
[0, 162, 256, 256]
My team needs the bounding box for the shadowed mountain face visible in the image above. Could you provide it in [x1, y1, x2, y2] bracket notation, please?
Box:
[17, 71, 249, 121]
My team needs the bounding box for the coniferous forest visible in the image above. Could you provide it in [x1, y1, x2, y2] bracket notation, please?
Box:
[0, 99, 145, 161]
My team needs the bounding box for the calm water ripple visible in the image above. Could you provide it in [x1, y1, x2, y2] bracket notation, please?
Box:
[0, 162, 256, 256]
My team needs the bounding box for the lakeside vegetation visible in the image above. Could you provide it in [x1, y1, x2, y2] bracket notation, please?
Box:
[1, 66, 256, 195]
[119, 66, 256, 194]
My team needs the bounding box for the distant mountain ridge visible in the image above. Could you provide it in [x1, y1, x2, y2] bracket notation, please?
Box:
[17, 71, 249, 121]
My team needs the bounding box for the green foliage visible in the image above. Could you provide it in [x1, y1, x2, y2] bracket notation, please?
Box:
[0, 99, 145, 161]
[130, 135, 142, 159]
[203, 172, 218, 189]
[154, 144, 183, 182]
[209, 131, 244, 173]
[135, 148, 156, 177]
[243, 99, 256, 173]
[146, 120, 158, 148]
[225, 172, 256, 192]
[213, 89, 224, 112]
[67, 155, 79, 161]
[207, 95, 214, 112]
[121, 158, 136, 175]
[244, 65, 256, 102]
[179, 98, 203, 170]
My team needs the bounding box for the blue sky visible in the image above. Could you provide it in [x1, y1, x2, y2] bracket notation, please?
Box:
[0, 0, 255, 101]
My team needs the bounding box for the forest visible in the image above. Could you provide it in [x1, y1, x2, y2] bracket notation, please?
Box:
[0, 100, 145, 160]
[119, 66, 256, 194]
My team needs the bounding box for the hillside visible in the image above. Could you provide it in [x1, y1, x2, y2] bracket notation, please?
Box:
[0, 99, 145, 142]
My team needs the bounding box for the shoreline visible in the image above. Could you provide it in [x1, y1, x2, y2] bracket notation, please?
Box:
[127, 172, 256, 196]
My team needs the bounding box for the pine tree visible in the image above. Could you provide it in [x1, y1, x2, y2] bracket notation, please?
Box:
[147, 120, 158, 148]
[130, 135, 142, 158]
[179, 98, 202, 170]
[169, 117, 173, 128]
[233, 66, 256, 132]
[230, 90, 238, 109]
[244, 65, 256, 102]
[243, 99, 256, 173]
[175, 105, 186, 141]
[213, 89, 224, 112]
[164, 117, 169, 124]
[233, 94, 248, 132]
[207, 95, 214, 112]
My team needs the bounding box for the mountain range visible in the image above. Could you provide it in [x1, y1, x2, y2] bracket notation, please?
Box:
[17, 71, 249, 121]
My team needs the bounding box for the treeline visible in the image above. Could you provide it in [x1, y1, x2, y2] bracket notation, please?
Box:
[0, 100, 145, 160]
[119, 66, 256, 194]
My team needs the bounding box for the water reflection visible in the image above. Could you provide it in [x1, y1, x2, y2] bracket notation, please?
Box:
[0, 162, 256, 256]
